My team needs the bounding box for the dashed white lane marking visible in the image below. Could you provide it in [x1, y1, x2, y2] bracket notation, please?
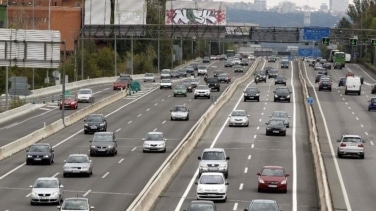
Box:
[348, 107, 351, 109]
[162, 120, 166, 124]
[154, 103, 158, 106]
[244, 168, 248, 173]
[251, 144, 254, 148]
[253, 135, 257, 139]
[233, 203, 238, 210]
[83, 190, 91, 197]
[360, 124, 364, 128]
[131, 147, 137, 151]
[102, 172, 109, 179]
[352, 112, 355, 115]
[256, 126, 260, 130]
[128, 121, 132, 124]
[146, 108, 150, 111]
[259, 119, 262, 122]
[370, 141, 374, 146]
[356, 117, 359, 120]
[261, 112, 264, 116]
[239, 183, 244, 190]
[345, 102, 348, 105]
[118, 158, 124, 164]
[263, 107, 266, 110]
[161, 99, 165, 101]
[153, 128, 157, 132]
[342, 98, 346, 101]
[137, 114, 142, 117]
[115, 128, 121, 133]
[365, 132, 369, 136]
[248, 155, 252, 160]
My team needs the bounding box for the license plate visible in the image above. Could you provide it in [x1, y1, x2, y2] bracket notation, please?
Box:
[280, 98, 285, 100]
[273, 131, 279, 133]
[209, 167, 218, 171]
[34, 158, 42, 161]
[249, 97, 254, 99]
[41, 197, 49, 200]
[98, 149, 106, 151]
[91, 126, 97, 129]
[268, 185, 278, 188]
[73, 170, 80, 173]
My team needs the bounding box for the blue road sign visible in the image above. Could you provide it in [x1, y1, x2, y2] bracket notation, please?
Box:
[303, 27, 330, 41]
[307, 97, 314, 105]
[298, 48, 313, 57]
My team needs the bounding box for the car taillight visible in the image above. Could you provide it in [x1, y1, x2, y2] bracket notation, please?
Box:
[358, 144, 364, 147]
[340, 143, 346, 147]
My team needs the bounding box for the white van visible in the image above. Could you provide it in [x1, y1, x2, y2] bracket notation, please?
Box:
[345, 76, 361, 95]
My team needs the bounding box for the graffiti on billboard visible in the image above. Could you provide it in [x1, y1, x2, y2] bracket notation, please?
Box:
[115, 1, 146, 25]
[165, 1, 227, 25]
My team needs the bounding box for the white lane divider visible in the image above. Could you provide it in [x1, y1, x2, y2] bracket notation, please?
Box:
[154, 103, 158, 106]
[118, 158, 124, 164]
[244, 168, 248, 173]
[83, 190, 91, 197]
[128, 121, 132, 124]
[162, 120, 166, 124]
[251, 144, 254, 148]
[239, 183, 243, 190]
[137, 114, 142, 117]
[233, 203, 238, 210]
[256, 126, 260, 130]
[115, 128, 121, 133]
[102, 172, 110, 179]
[370, 141, 374, 146]
[131, 147, 137, 151]
[253, 135, 257, 139]
[248, 155, 252, 160]
[146, 108, 150, 111]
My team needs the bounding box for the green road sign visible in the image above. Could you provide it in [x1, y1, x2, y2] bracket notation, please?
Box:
[350, 38, 357, 46]
[322, 37, 330, 45]
[372, 39, 376, 46]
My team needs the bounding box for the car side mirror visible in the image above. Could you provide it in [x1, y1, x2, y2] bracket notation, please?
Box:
[57, 206, 61, 209]
[225, 182, 229, 185]
[164, 139, 167, 141]
[63, 160, 66, 163]
[226, 156, 230, 160]
[89, 140, 92, 142]
[257, 173, 261, 176]
[84, 119, 86, 122]
[198, 156, 202, 160]
[26, 149, 29, 152]
[290, 91, 292, 93]
[285, 174, 290, 177]
[60, 185, 64, 188]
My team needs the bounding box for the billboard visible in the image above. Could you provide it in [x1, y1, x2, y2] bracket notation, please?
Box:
[85, 0, 111, 25]
[165, 1, 226, 25]
[114, 0, 146, 25]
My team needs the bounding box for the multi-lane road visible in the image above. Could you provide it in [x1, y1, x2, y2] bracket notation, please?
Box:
[152, 60, 319, 211]
[0, 59, 250, 210]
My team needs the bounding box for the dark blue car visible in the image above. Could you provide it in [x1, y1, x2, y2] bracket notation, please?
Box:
[368, 98, 376, 111]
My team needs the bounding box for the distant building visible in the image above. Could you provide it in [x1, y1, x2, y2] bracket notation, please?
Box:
[304, 12, 310, 26]
[320, 3, 329, 12]
[330, 0, 349, 14]
[254, 0, 267, 11]
[278, 1, 296, 13]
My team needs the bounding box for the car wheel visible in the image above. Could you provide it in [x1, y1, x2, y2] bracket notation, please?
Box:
[63, 173, 68, 177]
[171, 117, 174, 121]
[337, 152, 342, 158]
[84, 130, 88, 134]
[257, 98, 260, 102]
[173, 94, 176, 97]
[275, 83, 277, 85]
[257, 187, 262, 192]
[26, 160, 31, 165]
[369, 108, 371, 111]
[30, 201, 35, 206]
[162, 148, 166, 153]
[274, 99, 276, 102]
[360, 154, 365, 159]
[283, 188, 287, 193]
[194, 96, 197, 99]
[186, 116, 189, 121]
[288, 99, 291, 103]
[244, 98, 246, 102]
[283, 131, 287, 136]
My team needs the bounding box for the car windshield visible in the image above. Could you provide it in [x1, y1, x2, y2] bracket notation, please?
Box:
[272, 112, 288, 118]
[34, 179, 58, 188]
[175, 85, 185, 90]
[250, 202, 278, 211]
[342, 137, 361, 143]
[145, 73, 153, 77]
[62, 199, 88, 210]
[207, 78, 218, 83]
[202, 151, 225, 160]
[146, 133, 163, 140]
[199, 175, 224, 184]
[65, 95, 75, 100]
[218, 73, 227, 77]
[78, 89, 91, 94]
[116, 78, 127, 82]
[172, 106, 187, 112]
[188, 204, 215, 211]
[196, 85, 208, 90]
[370, 98, 376, 103]
[29, 145, 49, 152]
[276, 89, 290, 94]
[246, 88, 257, 92]
[198, 66, 206, 69]
[120, 75, 132, 79]
[86, 115, 103, 122]
[161, 79, 171, 83]
[231, 110, 247, 116]
[67, 155, 89, 163]
[276, 76, 285, 80]
[191, 78, 199, 83]
[261, 168, 285, 177]
[93, 134, 113, 142]
[269, 120, 284, 126]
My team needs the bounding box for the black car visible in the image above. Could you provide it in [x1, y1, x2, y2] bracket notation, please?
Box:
[318, 68, 328, 76]
[26, 143, 54, 165]
[89, 132, 117, 156]
[240, 60, 249, 66]
[338, 77, 346, 87]
[217, 73, 230, 83]
[182, 80, 193, 92]
[273, 87, 292, 102]
[179, 69, 188, 77]
[185, 66, 195, 74]
[254, 70, 267, 82]
[171, 71, 180, 79]
[318, 79, 332, 91]
[315, 74, 324, 83]
[190, 63, 198, 70]
[213, 70, 224, 77]
[203, 57, 210, 63]
[263, 66, 274, 75]
[206, 77, 220, 91]
[224, 61, 233, 67]
[233, 65, 244, 73]
[322, 62, 332, 69]
[84, 114, 107, 134]
[243, 87, 260, 102]
[265, 119, 287, 136]
[274, 76, 287, 85]
[268, 69, 278, 78]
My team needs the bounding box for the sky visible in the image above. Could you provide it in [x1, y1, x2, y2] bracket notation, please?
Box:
[220, 0, 343, 10]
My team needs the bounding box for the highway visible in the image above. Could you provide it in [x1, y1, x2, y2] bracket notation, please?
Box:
[0, 59, 250, 210]
[301, 61, 376, 211]
[152, 60, 319, 211]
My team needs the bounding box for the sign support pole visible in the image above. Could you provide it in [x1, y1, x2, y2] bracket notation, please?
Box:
[374, 46, 376, 65]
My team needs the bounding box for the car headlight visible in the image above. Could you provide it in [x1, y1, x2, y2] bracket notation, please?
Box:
[197, 188, 203, 193]
[281, 180, 287, 184]
[108, 145, 113, 148]
[219, 188, 225, 193]
[143, 144, 149, 147]
[266, 127, 271, 130]
[158, 143, 165, 147]
[84, 123, 88, 126]
[43, 155, 49, 158]
[258, 178, 265, 183]
[100, 123, 105, 126]
[51, 192, 59, 197]
[255, 93, 259, 96]
[27, 155, 32, 158]
[275, 95, 278, 97]
[244, 94, 248, 96]
[31, 192, 38, 197]
[91, 145, 96, 148]
[287, 95, 290, 98]
[219, 163, 227, 168]
[81, 167, 89, 170]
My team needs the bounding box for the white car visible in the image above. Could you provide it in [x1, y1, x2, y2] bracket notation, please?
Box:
[197, 65, 208, 75]
[194, 85, 211, 99]
[196, 172, 228, 202]
[143, 73, 155, 82]
[170, 105, 189, 121]
[77, 88, 94, 103]
[231, 58, 241, 65]
[337, 135, 365, 159]
[63, 154, 93, 177]
[198, 148, 230, 178]
[160, 69, 171, 79]
[30, 177, 64, 205]
[143, 131, 166, 153]
[58, 198, 94, 211]
[228, 109, 249, 127]
[160, 79, 172, 89]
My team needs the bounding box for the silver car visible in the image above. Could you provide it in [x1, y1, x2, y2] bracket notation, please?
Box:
[77, 88, 94, 103]
[143, 132, 166, 153]
[194, 85, 211, 99]
[198, 148, 230, 178]
[228, 110, 249, 127]
[30, 177, 64, 205]
[170, 105, 189, 121]
[58, 197, 94, 211]
[63, 154, 93, 177]
[196, 172, 228, 202]
[337, 135, 365, 159]
[143, 73, 155, 82]
[269, 111, 290, 128]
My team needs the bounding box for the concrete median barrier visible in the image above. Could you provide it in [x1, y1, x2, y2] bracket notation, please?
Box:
[127, 60, 260, 211]
[0, 104, 47, 125]
[0, 90, 127, 161]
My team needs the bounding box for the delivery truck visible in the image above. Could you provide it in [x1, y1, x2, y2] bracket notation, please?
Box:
[345, 53, 351, 63]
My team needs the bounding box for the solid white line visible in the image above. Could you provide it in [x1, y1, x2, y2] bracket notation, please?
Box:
[233, 202, 238, 210]
[102, 172, 109, 179]
[174, 60, 266, 211]
[239, 183, 243, 190]
[303, 61, 352, 211]
[244, 167, 248, 173]
[118, 158, 124, 164]
[83, 190, 91, 197]
[291, 61, 297, 211]
[131, 147, 137, 151]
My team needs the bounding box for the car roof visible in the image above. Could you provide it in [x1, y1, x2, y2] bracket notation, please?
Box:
[201, 172, 225, 176]
[68, 154, 89, 157]
[32, 143, 51, 146]
[94, 132, 113, 135]
[232, 109, 246, 112]
[88, 113, 104, 117]
[342, 135, 361, 138]
[189, 200, 215, 205]
[36, 177, 58, 181]
[64, 197, 89, 202]
[251, 199, 277, 203]
[79, 88, 92, 91]
[173, 105, 187, 108]
[147, 131, 163, 135]
[203, 148, 225, 152]
[262, 166, 284, 169]
[272, 111, 287, 114]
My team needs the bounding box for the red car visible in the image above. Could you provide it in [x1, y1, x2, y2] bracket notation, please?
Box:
[113, 79, 128, 90]
[59, 95, 78, 110]
[372, 84, 376, 94]
[257, 166, 289, 193]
